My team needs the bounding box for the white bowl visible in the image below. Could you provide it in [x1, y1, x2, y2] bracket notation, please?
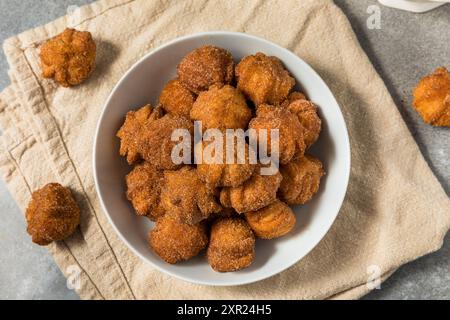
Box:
[93, 32, 351, 286]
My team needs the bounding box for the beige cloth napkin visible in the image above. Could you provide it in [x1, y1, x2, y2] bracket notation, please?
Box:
[0, 0, 449, 300]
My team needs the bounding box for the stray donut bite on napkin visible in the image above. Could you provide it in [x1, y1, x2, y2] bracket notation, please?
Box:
[40, 28, 96, 87]
[26, 183, 80, 246]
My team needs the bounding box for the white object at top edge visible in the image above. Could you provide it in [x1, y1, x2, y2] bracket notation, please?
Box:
[378, 0, 448, 13]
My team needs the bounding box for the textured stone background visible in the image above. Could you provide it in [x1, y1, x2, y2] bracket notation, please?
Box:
[0, 0, 448, 299]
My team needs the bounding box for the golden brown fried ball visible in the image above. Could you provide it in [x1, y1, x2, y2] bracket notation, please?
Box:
[287, 99, 322, 148]
[149, 215, 208, 264]
[161, 167, 222, 224]
[40, 28, 96, 87]
[159, 79, 196, 117]
[177, 45, 234, 94]
[236, 52, 295, 106]
[413, 67, 450, 126]
[196, 138, 257, 188]
[249, 104, 305, 165]
[125, 162, 164, 220]
[190, 85, 252, 131]
[207, 217, 255, 272]
[245, 199, 296, 239]
[117, 104, 163, 165]
[287, 91, 307, 103]
[281, 91, 307, 108]
[138, 114, 194, 170]
[220, 169, 283, 213]
[279, 155, 325, 205]
[25, 183, 80, 246]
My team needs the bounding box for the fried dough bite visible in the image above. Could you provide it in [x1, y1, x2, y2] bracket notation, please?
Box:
[40, 28, 96, 87]
[288, 91, 307, 103]
[249, 104, 305, 165]
[149, 215, 208, 264]
[220, 169, 283, 213]
[196, 138, 257, 188]
[138, 114, 194, 170]
[159, 79, 196, 117]
[177, 45, 234, 94]
[25, 183, 80, 246]
[245, 199, 296, 239]
[117, 104, 163, 165]
[281, 91, 307, 108]
[190, 85, 252, 131]
[125, 162, 165, 220]
[161, 167, 222, 224]
[286, 99, 322, 148]
[207, 217, 255, 272]
[279, 155, 325, 205]
[413, 67, 450, 126]
[236, 52, 295, 106]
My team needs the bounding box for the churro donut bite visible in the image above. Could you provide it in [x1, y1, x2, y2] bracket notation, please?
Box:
[236, 52, 295, 106]
[196, 139, 257, 188]
[26, 183, 80, 246]
[177, 45, 234, 94]
[413, 67, 450, 126]
[117, 104, 163, 165]
[125, 162, 165, 220]
[161, 167, 222, 225]
[190, 85, 252, 131]
[40, 28, 96, 87]
[149, 215, 208, 264]
[207, 217, 255, 272]
[287, 91, 307, 103]
[279, 155, 325, 205]
[138, 114, 194, 170]
[249, 104, 305, 165]
[287, 99, 322, 148]
[220, 169, 283, 213]
[281, 91, 307, 108]
[159, 79, 196, 117]
[245, 200, 296, 239]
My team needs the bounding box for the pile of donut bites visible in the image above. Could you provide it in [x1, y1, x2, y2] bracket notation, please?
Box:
[117, 45, 325, 272]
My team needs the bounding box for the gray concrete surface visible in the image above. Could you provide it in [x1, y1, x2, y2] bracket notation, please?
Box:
[0, 0, 448, 300]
